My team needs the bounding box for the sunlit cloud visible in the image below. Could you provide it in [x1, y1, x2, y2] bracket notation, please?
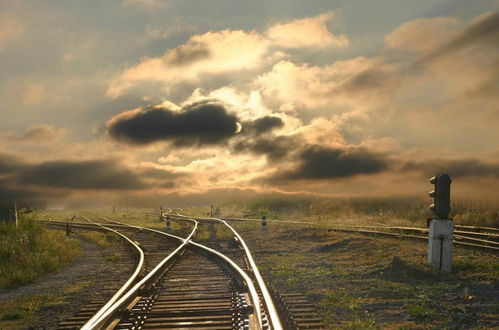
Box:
[107, 29, 272, 98]
[266, 12, 348, 49]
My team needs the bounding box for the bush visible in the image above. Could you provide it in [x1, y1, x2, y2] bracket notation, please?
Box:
[0, 215, 82, 289]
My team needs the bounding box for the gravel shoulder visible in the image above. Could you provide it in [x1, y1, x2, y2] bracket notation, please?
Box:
[0, 238, 104, 304]
[0, 229, 134, 329]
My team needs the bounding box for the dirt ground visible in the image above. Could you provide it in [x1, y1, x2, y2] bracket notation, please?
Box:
[0, 230, 134, 329]
[233, 221, 499, 329]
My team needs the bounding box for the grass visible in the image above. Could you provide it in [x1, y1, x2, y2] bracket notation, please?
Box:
[0, 281, 92, 329]
[209, 196, 499, 228]
[0, 214, 82, 289]
[79, 231, 121, 248]
[0, 294, 63, 328]
[233, 221, 499, 329]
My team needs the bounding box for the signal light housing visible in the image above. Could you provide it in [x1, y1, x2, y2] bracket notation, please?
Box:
[429, 173, 451, 219]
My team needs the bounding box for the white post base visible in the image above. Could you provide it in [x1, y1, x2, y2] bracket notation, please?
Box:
[428, 219, 454, 272]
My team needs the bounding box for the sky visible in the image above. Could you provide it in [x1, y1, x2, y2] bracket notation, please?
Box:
[0, 0, 498, 211]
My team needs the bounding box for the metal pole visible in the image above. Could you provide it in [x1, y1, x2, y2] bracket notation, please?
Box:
[14, 202, 18, 229]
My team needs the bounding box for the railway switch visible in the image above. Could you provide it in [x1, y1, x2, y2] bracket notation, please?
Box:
[427, 173, 454, 272]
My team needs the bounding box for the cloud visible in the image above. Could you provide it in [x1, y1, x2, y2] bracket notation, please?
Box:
[415, 11, 499, 65]
[241, 116, 284, 135]
[107, 101, 239, 146]
[138, 165, 185, 182]
[402, 159, 499, 178]
[0, 152, 23, 174]
[23, 83, 45, 105]
[0, 153, 150, 217]
[162, 42, 211, 66]
[0, 16, 24, 51]
[0, 179, 48, 219]
[266, 12, 348, 49]
[233, 136, 296, 161]
[2, 125, 66, 144]
[385, 17, 459, 53]
[17, 159, 146, 190]
[254, 57, 382, 113]
[339, 68, 397, 93]
[0, 152, 147, 192]
[274, 146, 388, 181]
[107, 12, 347, 98]
[107, 29, 270, 98]
[146, 19, 197, 39]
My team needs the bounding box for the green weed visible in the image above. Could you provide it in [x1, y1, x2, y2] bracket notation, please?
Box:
[407, 305, 430, 321]
[0, 294, 63, 328]
[79, 231, 120, 248]
[0, 215, 81, 289]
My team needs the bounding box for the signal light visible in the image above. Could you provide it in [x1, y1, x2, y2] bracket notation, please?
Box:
[429, 173, 451, 219]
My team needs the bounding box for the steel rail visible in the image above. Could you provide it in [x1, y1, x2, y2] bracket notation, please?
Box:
[101, 217, 265, 330]
[455, 224, 499, 234]
[172, 213, 283, 330]
[79, 216, 146, 330]
[221, 217, 499, 252]
[82, 218, 199, 330]
[38, 218, 148, 329]
[89, 217, 265, 330]
[223, 217, 499, 233]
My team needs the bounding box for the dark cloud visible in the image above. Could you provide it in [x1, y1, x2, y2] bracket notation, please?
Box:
[0, 178, 50, 220]
[108, 101, 239, 146]
[164, 43, 211, 66]
[1, 151, 150, 192]
[17, 160, 146, 190]
[417, 11, 499, 65]
[233, 136, 295, 161]
[402, 159, 499, 178]
[242, 116, 284, 135]
[274, 146, 388, 181]
[0, 153, 22, 174]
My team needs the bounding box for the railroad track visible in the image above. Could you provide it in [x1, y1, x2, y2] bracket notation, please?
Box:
[164, 213, 325, 330]
[219, 217, 499, 253]
[38, 215, 290, 329]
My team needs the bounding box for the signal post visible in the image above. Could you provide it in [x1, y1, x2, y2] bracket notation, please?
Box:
[427, 173, 453, 272]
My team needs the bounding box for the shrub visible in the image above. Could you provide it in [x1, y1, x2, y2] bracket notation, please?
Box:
[0, 215, 81, 289]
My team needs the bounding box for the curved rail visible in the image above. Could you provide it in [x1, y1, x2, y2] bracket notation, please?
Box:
[105, 217, 264, 329]
[88, 217, 265, 330]
[80, 217, 145, 329]
[170, 213, 283, 330]
[82, 218, 199, 330]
